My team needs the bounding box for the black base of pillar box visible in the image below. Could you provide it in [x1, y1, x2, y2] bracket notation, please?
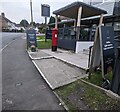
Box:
[52, 46, 57, 51]
[31, 46, 36, 52]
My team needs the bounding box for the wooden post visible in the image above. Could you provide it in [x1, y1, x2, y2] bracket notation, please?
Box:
[77, 7, 82, 27]
[89, 14, 104, 79]
[74, 19, 76, 31]
[76, 7, 82, 40]
[55, 15, 58, 29]
[99, 14, 105, 79]
[99, 14, 103, 26]
[99, 27, 105, 79]
[88, 27, 99, 79]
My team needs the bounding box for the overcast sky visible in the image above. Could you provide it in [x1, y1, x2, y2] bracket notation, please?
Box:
[0, 0, 83, 24]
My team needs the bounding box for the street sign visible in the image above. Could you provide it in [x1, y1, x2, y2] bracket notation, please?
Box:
[100, 26, 115, 75]
[45, 29, 52, 40]
[41, 4, 50, 17]
[89, 26, 115, 78]
[27, 29, 37, 51]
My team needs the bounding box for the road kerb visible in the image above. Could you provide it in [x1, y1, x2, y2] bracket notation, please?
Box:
[53, 91, 69, 112]
[27, 50, 54, 60]
[80, 79, 120, 101]
[32, 60, 54, 89]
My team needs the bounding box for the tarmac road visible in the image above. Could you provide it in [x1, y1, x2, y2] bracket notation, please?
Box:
[2, 34, 65, 110]
[1, 32, 24, 48]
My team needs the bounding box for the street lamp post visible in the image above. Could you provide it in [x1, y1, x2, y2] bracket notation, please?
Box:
[30, 0, 33, 27]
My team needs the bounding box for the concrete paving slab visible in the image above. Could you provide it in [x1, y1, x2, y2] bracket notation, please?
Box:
[28, 50, 52, 60]
[33, 58, 87, 89]
[28, 48, 88, 70]
[41, 49, 89, 70]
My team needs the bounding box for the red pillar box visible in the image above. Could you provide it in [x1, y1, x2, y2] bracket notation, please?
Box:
[52, 28, 58, 51]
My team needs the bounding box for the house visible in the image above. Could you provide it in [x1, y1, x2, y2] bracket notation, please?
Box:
[15, 24, 25, 31]
[0, 13, 16, 31]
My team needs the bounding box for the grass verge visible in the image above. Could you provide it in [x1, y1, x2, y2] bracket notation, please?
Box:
[36, 35, 52, 49]
[82, 72, 112, 86]
[36, 36, 45, 40]
[55, 80, 120, 111]
[37, 39, 51, 49]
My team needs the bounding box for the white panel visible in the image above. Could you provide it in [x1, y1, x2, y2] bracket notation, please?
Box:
[75, 41, 94, 53]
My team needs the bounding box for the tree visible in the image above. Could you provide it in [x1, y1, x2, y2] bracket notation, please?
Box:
[58, 16, 61, 22]
[38, 23, 46, 33]
[36, 23, 40, 27]
[48, 16, 55, 24]
[48, 16, 61, 24]
[30, 21, 36, 27]
[20, 19, 29, 28]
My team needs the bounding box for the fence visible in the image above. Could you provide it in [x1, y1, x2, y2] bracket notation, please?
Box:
[45, 26, 94, 51]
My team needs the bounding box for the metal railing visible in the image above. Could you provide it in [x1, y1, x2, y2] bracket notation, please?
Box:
[58, 26, 90, 41]
[58, 26, 76, 40]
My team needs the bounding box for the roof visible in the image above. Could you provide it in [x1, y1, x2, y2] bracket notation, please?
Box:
[0, 15, 14, 24]
[53, 2, 107, 19]
[15, 24, 23, 27]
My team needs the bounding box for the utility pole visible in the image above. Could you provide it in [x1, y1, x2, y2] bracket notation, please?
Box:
[30, 0, 33, 27]
[45, 17, 47, 25]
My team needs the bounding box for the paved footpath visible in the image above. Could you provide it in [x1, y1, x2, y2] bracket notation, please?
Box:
[28, 49, 87, 89]
[2, 37, 65, 110]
